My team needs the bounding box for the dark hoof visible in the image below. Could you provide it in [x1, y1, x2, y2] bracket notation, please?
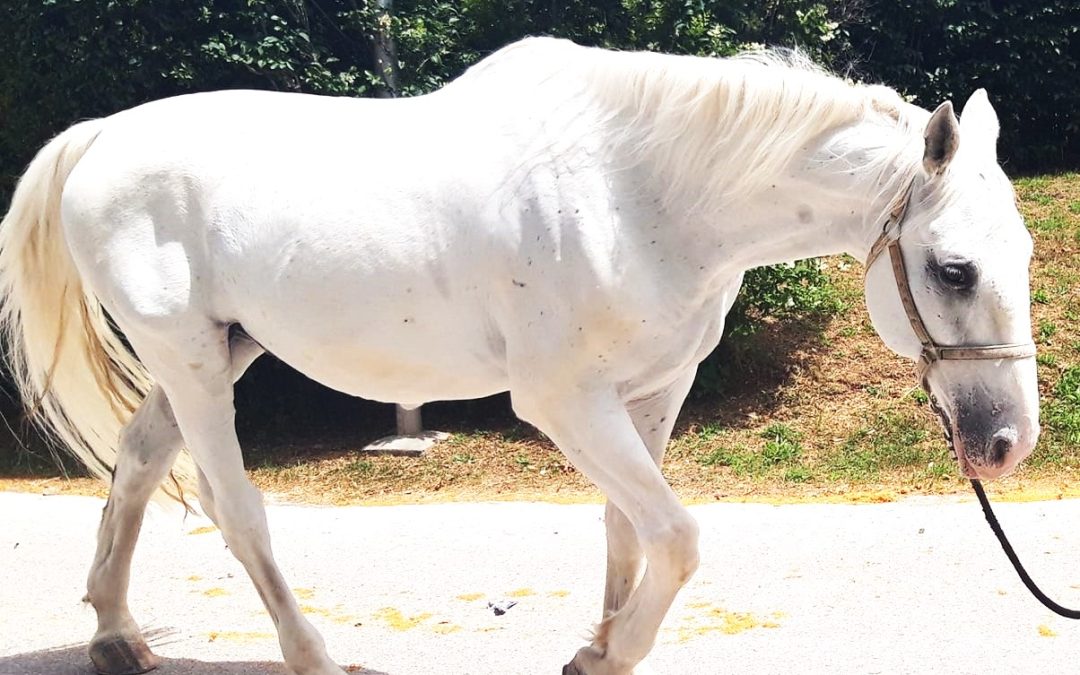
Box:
[563, 663, 584, 675]
[89, 636, 160, 675]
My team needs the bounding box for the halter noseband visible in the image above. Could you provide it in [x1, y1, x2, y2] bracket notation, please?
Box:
[864, 181, 1037, 391]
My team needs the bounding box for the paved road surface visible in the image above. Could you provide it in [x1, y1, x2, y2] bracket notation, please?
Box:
[2, 491, 1079, 674]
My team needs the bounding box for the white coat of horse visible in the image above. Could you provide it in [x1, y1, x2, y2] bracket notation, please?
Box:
[0, 37, 1038, 675]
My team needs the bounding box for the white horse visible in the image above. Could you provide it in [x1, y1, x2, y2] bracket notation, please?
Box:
[0, 37, 1038, 675]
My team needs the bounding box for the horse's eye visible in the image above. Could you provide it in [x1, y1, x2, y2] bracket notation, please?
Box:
[939, 262, 976, 290]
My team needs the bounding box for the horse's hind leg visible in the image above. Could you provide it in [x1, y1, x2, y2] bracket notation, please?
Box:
[86, 385, 182, 675]
[131, 324, 342, 675]
[603, 370, 695, 618]
[85, 334, 263, 675]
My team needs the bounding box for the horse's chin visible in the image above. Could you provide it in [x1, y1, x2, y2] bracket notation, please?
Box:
[953, 447, 979, 479]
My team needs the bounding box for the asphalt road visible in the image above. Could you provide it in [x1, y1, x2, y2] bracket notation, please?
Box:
[2, 491, 1079, 674]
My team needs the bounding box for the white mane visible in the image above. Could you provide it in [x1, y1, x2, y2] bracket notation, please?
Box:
[584, 44, 922, 214]
[464, 38, 925, 219]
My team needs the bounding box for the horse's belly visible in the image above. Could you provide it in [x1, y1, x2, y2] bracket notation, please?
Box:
[233, 286, 508, 405]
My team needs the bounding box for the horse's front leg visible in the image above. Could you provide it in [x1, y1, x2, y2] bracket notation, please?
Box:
[514, 384, 699, 675]
[603, 369, 697, 618]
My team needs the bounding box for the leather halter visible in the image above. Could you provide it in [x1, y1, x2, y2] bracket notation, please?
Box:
[864, 182, 1037, 388]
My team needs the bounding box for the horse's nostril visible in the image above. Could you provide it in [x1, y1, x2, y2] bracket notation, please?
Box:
[988, 431, 1015, 466]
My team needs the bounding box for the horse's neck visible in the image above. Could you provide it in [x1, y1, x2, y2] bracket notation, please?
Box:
[647, 121, 915, 274]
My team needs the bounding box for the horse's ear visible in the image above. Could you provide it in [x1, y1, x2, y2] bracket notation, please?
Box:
[959, 89, 999, 160]
[923, 101, 959, 175]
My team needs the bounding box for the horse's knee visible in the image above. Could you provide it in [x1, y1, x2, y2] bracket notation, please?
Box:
[639, 512, 700, 585]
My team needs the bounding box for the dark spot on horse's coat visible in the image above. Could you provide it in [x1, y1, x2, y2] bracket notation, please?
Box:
[660, 417, 667, 423]
[797, 206, 813, 224]
[513, 279, 527, 288]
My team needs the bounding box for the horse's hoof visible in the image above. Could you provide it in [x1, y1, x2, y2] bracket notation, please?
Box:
[563, 645, 639, 675]
[89, 636, 160, 675]
[562, 646, 603, 675]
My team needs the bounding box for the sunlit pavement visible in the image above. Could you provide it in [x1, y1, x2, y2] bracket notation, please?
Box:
[3, 491, 1079, 674]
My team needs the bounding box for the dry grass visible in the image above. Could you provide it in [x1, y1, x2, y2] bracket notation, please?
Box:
[2, 174, 1078, 506]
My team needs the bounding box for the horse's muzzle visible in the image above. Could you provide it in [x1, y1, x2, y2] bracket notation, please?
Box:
[950, 389, 1038, 479]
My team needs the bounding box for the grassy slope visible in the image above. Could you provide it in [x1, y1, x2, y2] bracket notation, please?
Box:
[1, 174, 1078, 505]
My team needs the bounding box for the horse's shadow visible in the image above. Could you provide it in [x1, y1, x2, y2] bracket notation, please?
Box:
[0, 634, 390, 675]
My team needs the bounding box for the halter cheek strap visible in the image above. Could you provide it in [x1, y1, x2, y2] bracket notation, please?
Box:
[864, 183, 1037, 389]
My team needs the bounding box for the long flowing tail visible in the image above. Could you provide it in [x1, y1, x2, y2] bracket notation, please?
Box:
[0, 120, 196, 506]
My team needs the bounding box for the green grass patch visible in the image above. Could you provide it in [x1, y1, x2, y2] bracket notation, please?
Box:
[1038, 320, 1058, 343]
[698, 423, 807, 478]
[1046, 366, 1080, 446]
[1031, 214, 1069, 232]
[1037, 353, 1057, 367]
[825, 411, 942, 481]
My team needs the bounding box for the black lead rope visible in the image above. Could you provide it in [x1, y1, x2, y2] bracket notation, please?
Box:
[970, 478, 1080, 619]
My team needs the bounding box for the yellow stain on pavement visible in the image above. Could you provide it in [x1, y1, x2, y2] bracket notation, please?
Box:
[374, 607, 433, 631]
[673, 603, 782, 643]
[299, 604, 356, 625]
[202, 587, 229, 597]
[208, 631, 274, 642]
[1038, 624, 1058, 637]
[188, 526, 217, 535]
[455, 592, 485, 601]
[507, 588, 535, 598]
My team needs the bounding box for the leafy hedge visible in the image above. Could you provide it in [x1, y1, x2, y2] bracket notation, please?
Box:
[844, 0, 1080, 172]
